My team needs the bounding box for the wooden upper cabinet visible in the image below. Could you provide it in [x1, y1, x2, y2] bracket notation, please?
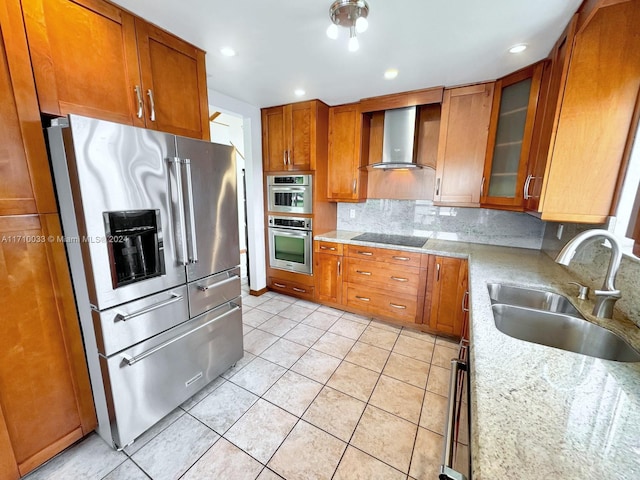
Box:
[0, 0, 57, 216]
[434, 83, 494, 206]
[262, 100, 327, 172]
[424, 256, 468, 336]
[135, 18, 210, 140]
[481, 63, 543, 210]
[327, 103, 369, 201]
[529, 1, 640, 223]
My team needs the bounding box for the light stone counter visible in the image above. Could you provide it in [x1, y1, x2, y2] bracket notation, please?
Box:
[315, 231, 640, 480]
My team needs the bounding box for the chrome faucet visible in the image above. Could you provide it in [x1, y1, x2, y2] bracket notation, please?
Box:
[554, 229, 622, 319]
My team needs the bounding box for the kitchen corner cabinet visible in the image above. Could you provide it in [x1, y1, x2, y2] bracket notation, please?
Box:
[262, 100, 329, 172]
[434, 83, 494, 206]
[21, 0, 210, 140]
[327, 103, 369, 201]
[314, 241, 343, 305]
[481, 63, 543, 210]
[527, 1, 640, 223]
[423, 256, 468, 336]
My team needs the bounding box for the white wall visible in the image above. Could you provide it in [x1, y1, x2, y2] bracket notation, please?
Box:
[208, 89, 266, 292]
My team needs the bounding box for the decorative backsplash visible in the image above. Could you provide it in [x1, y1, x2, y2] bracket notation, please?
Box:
[542, 222, 640, 327]
[337, 199, 546, 249]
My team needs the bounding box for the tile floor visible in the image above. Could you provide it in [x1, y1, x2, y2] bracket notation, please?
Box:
[24, 283, 468, 480]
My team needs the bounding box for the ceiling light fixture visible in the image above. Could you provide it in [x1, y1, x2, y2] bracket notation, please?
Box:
[294, 89, 306, 97]
[220, 47, 236, 57]
[327, 0, 369, 52]
[384, 68, 398, 80]
[508, 44, 527, 54]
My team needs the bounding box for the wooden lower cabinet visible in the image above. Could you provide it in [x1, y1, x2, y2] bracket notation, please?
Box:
[423, 256, 469, 336]
[344, 283, 418, 323]
[314, 241, 343, 306]
[268, 274, 314, 302]
[0, 214, 96, 476]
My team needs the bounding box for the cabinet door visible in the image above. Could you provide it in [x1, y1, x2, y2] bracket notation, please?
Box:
[327, 103, 368, 201]
[434, 83, 494, 206]
[21, 0, 143, 126]
[289, 102, 314, 170]
[482, 63, 543, 209]
[0, 0, 56, 216]
[0, 215, 96, 475]
[314, 252, 342, 304]
[426, 256, 468, 336]
[135, 18, 210, 140]
[262, 106, 287, 172]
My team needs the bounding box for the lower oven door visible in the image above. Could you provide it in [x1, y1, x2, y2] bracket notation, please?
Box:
[268, 226, 312, 274]
[100, 299, 243, 448]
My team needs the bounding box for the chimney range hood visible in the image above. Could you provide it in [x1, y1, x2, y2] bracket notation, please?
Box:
[369, 106, 422, 170]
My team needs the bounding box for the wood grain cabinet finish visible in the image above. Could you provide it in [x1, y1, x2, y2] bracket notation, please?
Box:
[262, 100, 328, 172]
[482, 63, 544, 210]
[314, 241, 343, 305]
[434, 83, 494, 206]
[528, 1, 640, 223]
[268, 276, 314, 301]
[423, 256, 468, 336]
[22, 0, 209, 140]
[327, 103, 369, 201]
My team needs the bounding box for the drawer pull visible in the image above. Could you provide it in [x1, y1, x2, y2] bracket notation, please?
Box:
[389, 303, 407, 309]
[357, 251, 373, 256]
[390, 276, 408, 282]
[274, 282, 287, 288]
[356, 270, 372, 276]
[320, 245, 337, 251]
[115, 293, 183, 321]
[355, 295, 370, 302]
[392, 256, 410, 261]
[292, 287, 307, 293]
[197, 275, 240, 291]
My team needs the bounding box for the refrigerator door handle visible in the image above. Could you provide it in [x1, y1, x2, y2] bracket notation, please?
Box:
[169, 157, 188, 266]
[182, 158, 198, 264]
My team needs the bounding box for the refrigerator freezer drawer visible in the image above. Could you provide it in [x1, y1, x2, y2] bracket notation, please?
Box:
[93, 286, 189, 357]
[188, 266, 241, 318]
[100, 299, 243, 448]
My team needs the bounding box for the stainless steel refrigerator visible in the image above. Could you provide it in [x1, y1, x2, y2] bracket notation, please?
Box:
[48, 114, 243, 449]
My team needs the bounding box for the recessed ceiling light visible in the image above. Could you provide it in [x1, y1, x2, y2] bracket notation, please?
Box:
[384, 69, 399, 80]
[294, 89, 306, 97]
[220, 47, 236, 57]
[508, 44, 527, 54]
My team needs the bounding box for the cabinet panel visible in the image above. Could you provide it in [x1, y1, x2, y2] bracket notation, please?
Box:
[0, 404, 18, 480]
[314, 252, 342, 304]
[345, 257, 421, 293]
[262, 106, 287, 171]
[345, 244, 422, 268]
[345, 283, 418, 322]
[434, 83, 494, 206]
[290, 102, 313, 170]
[135, 18, 210, 140]
[425, 256, 468, 336]
[268, 276, 314, 301]
[22, 0, 142, 126]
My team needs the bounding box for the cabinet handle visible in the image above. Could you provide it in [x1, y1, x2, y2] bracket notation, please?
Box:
[523, 174, 533, 200]
[480, 176, 485, 198]
[461, 291, 469, 313]
[391, 276, 408, 282]
[292, 287, 306, 293]
[357, 251, 373, 256]
[147, 89, 156, 122]
[352, 179, 357, 194]
[283, 150, 287, 165]
[355, 295, 370, 302]
[435, 178, 441, 196]
[392, 256, 410, 261]
[320, 245, 336, 251]
[288, 150, 292, 165]
[274, 282, 286, 288]
[436, 263, 440, 281]
[134, 85, 144, 119]
[337, 260, 341, 276]
[389, 303, 407, 310]
[356, 270, 372, 276]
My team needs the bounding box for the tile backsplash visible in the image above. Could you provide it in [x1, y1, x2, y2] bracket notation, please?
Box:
[337, 199, 546, 249]
[542, 222, 640, 327]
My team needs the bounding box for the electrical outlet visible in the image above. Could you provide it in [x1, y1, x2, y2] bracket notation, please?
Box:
[557, 224, 564, 240]
[349, 208, 356, 219]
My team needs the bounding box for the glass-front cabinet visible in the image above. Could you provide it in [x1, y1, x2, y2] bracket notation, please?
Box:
[481, 63, 543, 209]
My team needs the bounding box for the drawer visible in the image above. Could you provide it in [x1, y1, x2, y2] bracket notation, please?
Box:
[345, 257, 421, 294]
[345, 244, 422, 267]
[345, 283, 418, 322]
[188, 267, 241, 318]
[315, 241, 343, 255]
[269, 276, 314, 301]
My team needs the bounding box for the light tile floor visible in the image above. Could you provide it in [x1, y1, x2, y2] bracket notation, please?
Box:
[24, 284, 466, 480]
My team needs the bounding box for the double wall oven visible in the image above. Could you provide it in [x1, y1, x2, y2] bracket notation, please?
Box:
[266, 175, 313, 275]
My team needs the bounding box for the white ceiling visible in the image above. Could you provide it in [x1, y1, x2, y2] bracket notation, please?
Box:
[110, 0, 582, 108]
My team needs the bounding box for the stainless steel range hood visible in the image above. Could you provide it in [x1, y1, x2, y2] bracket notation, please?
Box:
[370, 106, 422, 169]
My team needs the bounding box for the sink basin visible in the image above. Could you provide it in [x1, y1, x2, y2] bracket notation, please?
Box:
[487, 283, 583, 318]
[492, 304, 640, 362]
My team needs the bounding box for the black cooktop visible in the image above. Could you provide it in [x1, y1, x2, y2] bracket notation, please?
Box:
[351, 232, 428, 248]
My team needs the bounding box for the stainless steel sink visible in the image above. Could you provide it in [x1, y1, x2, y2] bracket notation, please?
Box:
[491, 304, 640, 362]
[487, 283, 583, 318]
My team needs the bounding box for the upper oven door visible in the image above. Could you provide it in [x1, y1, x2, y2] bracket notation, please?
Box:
[268, 227, 312, 274]
[268, 185, 312, 214]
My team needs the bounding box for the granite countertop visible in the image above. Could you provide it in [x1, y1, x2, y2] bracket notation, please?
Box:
[315, 230, 640, 480]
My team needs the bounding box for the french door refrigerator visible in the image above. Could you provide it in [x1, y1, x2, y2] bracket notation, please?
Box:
[48, 114, 243, 449]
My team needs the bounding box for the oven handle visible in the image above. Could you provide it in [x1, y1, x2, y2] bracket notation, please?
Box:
[440, 358, 468, 480]
[269, 227, 311, 238]
[122, 303, 241, 366]
[115, 293, 183, 322]
[270, 186, 307, 192]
